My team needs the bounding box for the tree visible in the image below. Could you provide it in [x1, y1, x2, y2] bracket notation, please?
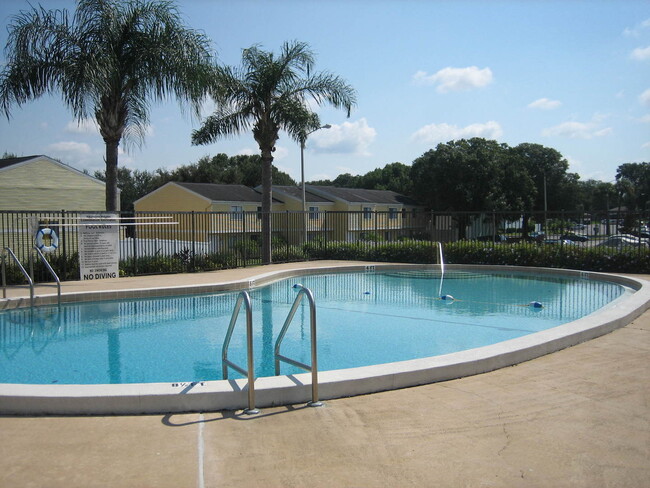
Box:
[616, 162, 650, 211]
[358, 162, 412, 195]
[510, 143, 578, 211]
[0, 0, 214, 211]
[411, 138, 514, 211]
[192, 41, 356, 264]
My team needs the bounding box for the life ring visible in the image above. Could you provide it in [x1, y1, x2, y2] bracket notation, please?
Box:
[35, 227, 59, 252]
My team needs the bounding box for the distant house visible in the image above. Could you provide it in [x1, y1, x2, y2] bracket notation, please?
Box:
[266, 185, 336, 243]
[306, 186, 425, 241]
[0, 155, 109, 211]
[133, 182, 427, 250]
[134, 182, 284, 251]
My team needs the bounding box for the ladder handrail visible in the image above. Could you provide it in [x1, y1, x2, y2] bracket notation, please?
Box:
[2, 247, 34, 307]
[274, 285, 322, 407]
[436, 241, 445, 275]
[33, 247, 61, 306]
[221, 291, 259, 414]
[436, 242, 445, 296]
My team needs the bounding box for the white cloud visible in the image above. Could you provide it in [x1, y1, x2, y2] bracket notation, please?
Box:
[623, 18, 650, 37]
[527, 98, 562, 110]
[48, 141, 92, 155]
[65, 118, 99, 134]
[642, 142, 650, 149]
[639, 88, 650, 106]
[413, 66, 493, 93]
[236, 147, 256, 156]
[541, 120, 612, 139]
[46, 140, 101, 171]
[410, 121, 503, 144]
[631, 46, 650, 61]
[309, 118, 376, 156]
[639, 114, 650, 123]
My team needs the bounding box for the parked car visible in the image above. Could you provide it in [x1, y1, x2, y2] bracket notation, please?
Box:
[543, 238, 576, 245]
[561, 232, 589, 242]
[597, 235, 648, 249]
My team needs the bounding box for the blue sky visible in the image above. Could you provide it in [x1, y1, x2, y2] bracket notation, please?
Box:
[0, 0, 649, 185]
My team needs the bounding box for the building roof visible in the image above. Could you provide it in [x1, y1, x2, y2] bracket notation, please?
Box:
[0, 154, 107, 187]
[0, 155, 40, 170]
[270, 185, 335, 204]
[175, 182, 283, 203]
[307, 185, 420, 206]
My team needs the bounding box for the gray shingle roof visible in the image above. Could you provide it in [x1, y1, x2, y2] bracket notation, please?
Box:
[176, 182, 283, 203]
[271, 185, 334, 203]
[308, 185, 419, 205]
[0, 155, 42, 170]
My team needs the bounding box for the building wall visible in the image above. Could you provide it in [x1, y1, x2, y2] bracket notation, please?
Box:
[0, 157, 106, 211]
[135, 183, 211, 212]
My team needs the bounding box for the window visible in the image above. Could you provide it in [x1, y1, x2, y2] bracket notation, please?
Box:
[363, 207, 373, 219]
[309, 206, 319, 220]
[256, 206, 262, 220]
[389, 207, 398, 220]
[231, 205, 243, 220]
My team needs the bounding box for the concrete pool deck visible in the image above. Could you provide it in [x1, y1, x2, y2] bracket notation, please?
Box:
[0, 262, 649, 486]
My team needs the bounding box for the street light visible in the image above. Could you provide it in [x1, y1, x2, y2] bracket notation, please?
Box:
[301, 124, 331, 244]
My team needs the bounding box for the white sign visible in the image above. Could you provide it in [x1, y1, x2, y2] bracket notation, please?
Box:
[79, 213, 119, 280]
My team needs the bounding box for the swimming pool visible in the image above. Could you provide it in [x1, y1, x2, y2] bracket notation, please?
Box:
[0, 269, 629, 385]
[1, 263, 648, 414]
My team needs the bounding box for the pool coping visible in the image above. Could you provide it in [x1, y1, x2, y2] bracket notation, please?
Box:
[1, 263, 649, 415]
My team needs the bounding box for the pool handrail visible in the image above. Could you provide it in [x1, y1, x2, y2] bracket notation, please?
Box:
[221, 290, 259, 415]
[32, 246, 61, 307]
[2, 247, 34, 308]
[274, 285, 322, 407]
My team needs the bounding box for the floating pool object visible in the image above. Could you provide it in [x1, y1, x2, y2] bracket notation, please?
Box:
[441, 294, 455, 301]
[364, 291, 371, 295]
[529, 301, 543, 308]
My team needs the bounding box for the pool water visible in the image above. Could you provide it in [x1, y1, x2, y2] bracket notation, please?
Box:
[0, 270, 628, 385]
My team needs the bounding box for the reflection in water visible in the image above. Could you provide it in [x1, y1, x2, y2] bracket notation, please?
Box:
[0, 270, 629, 385]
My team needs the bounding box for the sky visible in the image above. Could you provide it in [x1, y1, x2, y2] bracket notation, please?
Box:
[0, 0, 649, 185]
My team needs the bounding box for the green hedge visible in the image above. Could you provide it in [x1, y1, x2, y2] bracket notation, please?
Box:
[3, 240, 646, 285]
[303, 240, 650, 274]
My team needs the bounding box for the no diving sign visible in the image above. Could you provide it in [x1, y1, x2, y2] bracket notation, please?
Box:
[79, 213, 119, 280]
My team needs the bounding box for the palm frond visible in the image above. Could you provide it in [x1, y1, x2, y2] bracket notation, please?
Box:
[191, 106, 252, 145]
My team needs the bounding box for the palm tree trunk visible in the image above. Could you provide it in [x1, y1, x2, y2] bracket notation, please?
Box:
[261, 149, 273, 264]
[105, 140, 120, 211]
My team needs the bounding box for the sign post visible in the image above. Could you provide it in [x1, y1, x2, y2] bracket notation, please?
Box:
[79, 213, 119, 280]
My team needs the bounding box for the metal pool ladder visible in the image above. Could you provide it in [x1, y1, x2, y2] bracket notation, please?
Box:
[2, 247, 34, 307]
[32, 246, 61, 307]
[274, 285, 322, 407]
[221, 291, 260, 415]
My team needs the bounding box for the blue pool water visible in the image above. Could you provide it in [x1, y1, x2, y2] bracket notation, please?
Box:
[0, 270, 628, 385]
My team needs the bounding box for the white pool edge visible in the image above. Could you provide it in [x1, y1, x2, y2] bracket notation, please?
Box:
[1, 264, 648, 416]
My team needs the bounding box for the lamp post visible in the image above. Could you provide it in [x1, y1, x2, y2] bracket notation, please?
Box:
[301, 124, 331, 244]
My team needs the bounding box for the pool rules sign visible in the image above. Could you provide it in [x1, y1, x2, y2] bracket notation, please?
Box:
[79, 213, 119, 280]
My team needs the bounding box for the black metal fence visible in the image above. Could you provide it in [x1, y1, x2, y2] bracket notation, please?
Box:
[1, 209, 648, 284]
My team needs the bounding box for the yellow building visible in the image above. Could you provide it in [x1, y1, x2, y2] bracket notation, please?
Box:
[0, 155, 108, 211]
[269, 186, 336, 244]
[305, 186, 425, 241]
[134, 182, 284, 251]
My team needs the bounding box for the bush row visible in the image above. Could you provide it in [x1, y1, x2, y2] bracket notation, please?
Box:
[3, 240, 647, 285]
[303, 240, 650, 274]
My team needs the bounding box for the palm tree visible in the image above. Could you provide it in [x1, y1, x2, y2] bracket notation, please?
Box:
[192, 41, 356, 264]
[0, 0, 214, 211]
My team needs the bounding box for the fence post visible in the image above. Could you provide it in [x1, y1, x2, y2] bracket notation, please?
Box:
[132, 212, 138, 276]
[242, 210, 247, 267]
[60, 209, 67, 279]
[286, 210, 290, 261]
[191, 211, 196, 272]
